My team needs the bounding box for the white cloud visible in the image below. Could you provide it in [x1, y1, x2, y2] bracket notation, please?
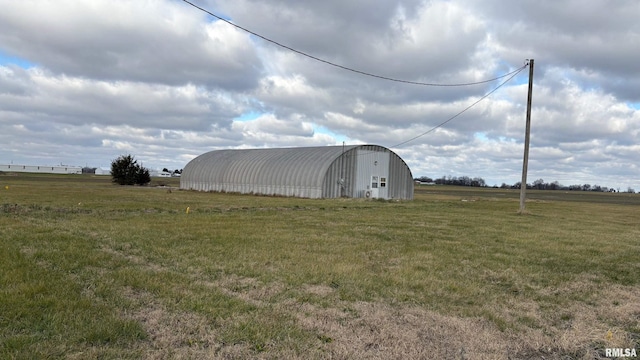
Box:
[0, 0, 261, 89]
[0, 0, 639, 190]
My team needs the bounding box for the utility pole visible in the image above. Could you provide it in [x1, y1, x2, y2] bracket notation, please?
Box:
[519, 59, 534, 213]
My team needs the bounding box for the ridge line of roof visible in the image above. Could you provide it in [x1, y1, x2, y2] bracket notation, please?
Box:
[208, 144, 385, 151]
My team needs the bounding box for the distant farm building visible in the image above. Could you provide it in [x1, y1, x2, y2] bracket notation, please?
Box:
[94, 167, 111, 175]
[150, 170, 172, 178]
[180, 145, 414, 200]
[0, 164, 82, 175]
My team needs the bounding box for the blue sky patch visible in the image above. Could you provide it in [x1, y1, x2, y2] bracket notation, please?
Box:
[313, 125, 350, 143]
[234, 111, 263, 122]
[474, 132, 489, 141]
[0, 50, 34, 68]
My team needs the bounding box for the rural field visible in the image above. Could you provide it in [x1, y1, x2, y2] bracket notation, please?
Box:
[1, 173, 638, 359]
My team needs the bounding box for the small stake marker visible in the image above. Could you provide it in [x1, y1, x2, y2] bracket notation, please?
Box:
[186, 206, 190, 214]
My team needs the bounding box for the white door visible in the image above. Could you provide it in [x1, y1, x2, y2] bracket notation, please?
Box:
[370, 176, 379, 198]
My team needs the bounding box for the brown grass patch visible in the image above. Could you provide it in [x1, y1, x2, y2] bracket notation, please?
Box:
[198, 274, 286, 307]
[303, 284, 336, 297]
[131, 268, 640, 359]
[119, 287, 257, 360]
[99, 243, 167, 273]
[294, 300, 509, 359]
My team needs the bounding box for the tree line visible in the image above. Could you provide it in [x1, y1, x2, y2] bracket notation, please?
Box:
[415, 175, 486, 187]
[415, 176, 636, 193]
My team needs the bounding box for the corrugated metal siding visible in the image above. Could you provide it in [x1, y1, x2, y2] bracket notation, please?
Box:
[322, 145, 358, 198]
[388, 151, 414, 200]
[181, 145, 413, 199]
[354, 147, 390, 198]
[181, 146, 359, 198]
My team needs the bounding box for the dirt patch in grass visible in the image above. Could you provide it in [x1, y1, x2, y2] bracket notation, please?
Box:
[294, 300, 510, 359]
[196, 274, 287, 308]
[292, 292, 638, 359]
[120, 287, 257, 359]
[210, 275, 639, 359]
[99, 243, 167, 273]
[303, 284, 336, 297]
[537, 277, 640, 351]
[555, 284, 640, 352]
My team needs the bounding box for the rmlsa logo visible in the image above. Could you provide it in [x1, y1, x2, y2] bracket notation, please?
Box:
[605, 348, 637, 357]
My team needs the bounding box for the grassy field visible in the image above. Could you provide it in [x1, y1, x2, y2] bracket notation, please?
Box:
[1, 173, 638, 359]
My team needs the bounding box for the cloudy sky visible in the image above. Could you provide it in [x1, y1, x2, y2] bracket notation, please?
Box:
[1, 0, 639, 189]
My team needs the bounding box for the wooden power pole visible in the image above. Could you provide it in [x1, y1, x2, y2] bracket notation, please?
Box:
[519, 59, 534, 213]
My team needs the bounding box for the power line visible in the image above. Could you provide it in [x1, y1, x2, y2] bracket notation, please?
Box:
[181, 0, 522, 87]
[389, 63, 528, 148]
[348, 62, 527, 159]
[180, 1, 529, 150]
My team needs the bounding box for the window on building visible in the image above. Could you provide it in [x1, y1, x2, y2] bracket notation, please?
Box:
[380, 177, 387, 188]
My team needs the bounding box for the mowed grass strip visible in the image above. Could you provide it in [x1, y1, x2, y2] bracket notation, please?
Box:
[1, 173, 639, 359]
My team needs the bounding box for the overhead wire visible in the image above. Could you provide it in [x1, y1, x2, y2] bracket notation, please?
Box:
[181, 0, 523, 87]
[180, 1, 529, 150]
[332, 62, 528, 160]
[389, 63, 528, 148]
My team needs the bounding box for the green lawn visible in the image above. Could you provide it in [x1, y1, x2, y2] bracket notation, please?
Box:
[1, 174, 639, 359]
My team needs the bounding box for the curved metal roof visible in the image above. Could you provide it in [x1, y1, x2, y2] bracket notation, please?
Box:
[181, 145, 359, 196]
[180, 145, 413, 199]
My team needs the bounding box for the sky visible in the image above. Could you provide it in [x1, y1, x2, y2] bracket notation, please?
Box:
[1, 0, 639, 190]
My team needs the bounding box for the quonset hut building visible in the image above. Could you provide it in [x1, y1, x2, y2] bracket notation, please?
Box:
[180, 145, 414, 200]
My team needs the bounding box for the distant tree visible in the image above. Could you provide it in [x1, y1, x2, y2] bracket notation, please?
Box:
[135, 165, 151, 185]
[433, 175, 486, 187]
[471, 177, 486, 187]
[549, 181, 561, 190]
[503, 180, 618, 192]
[532, 178, 545, 190]
[173, 169, 181, 174]
[162, 168, 170, 173]
[110, 154, 151, 186]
